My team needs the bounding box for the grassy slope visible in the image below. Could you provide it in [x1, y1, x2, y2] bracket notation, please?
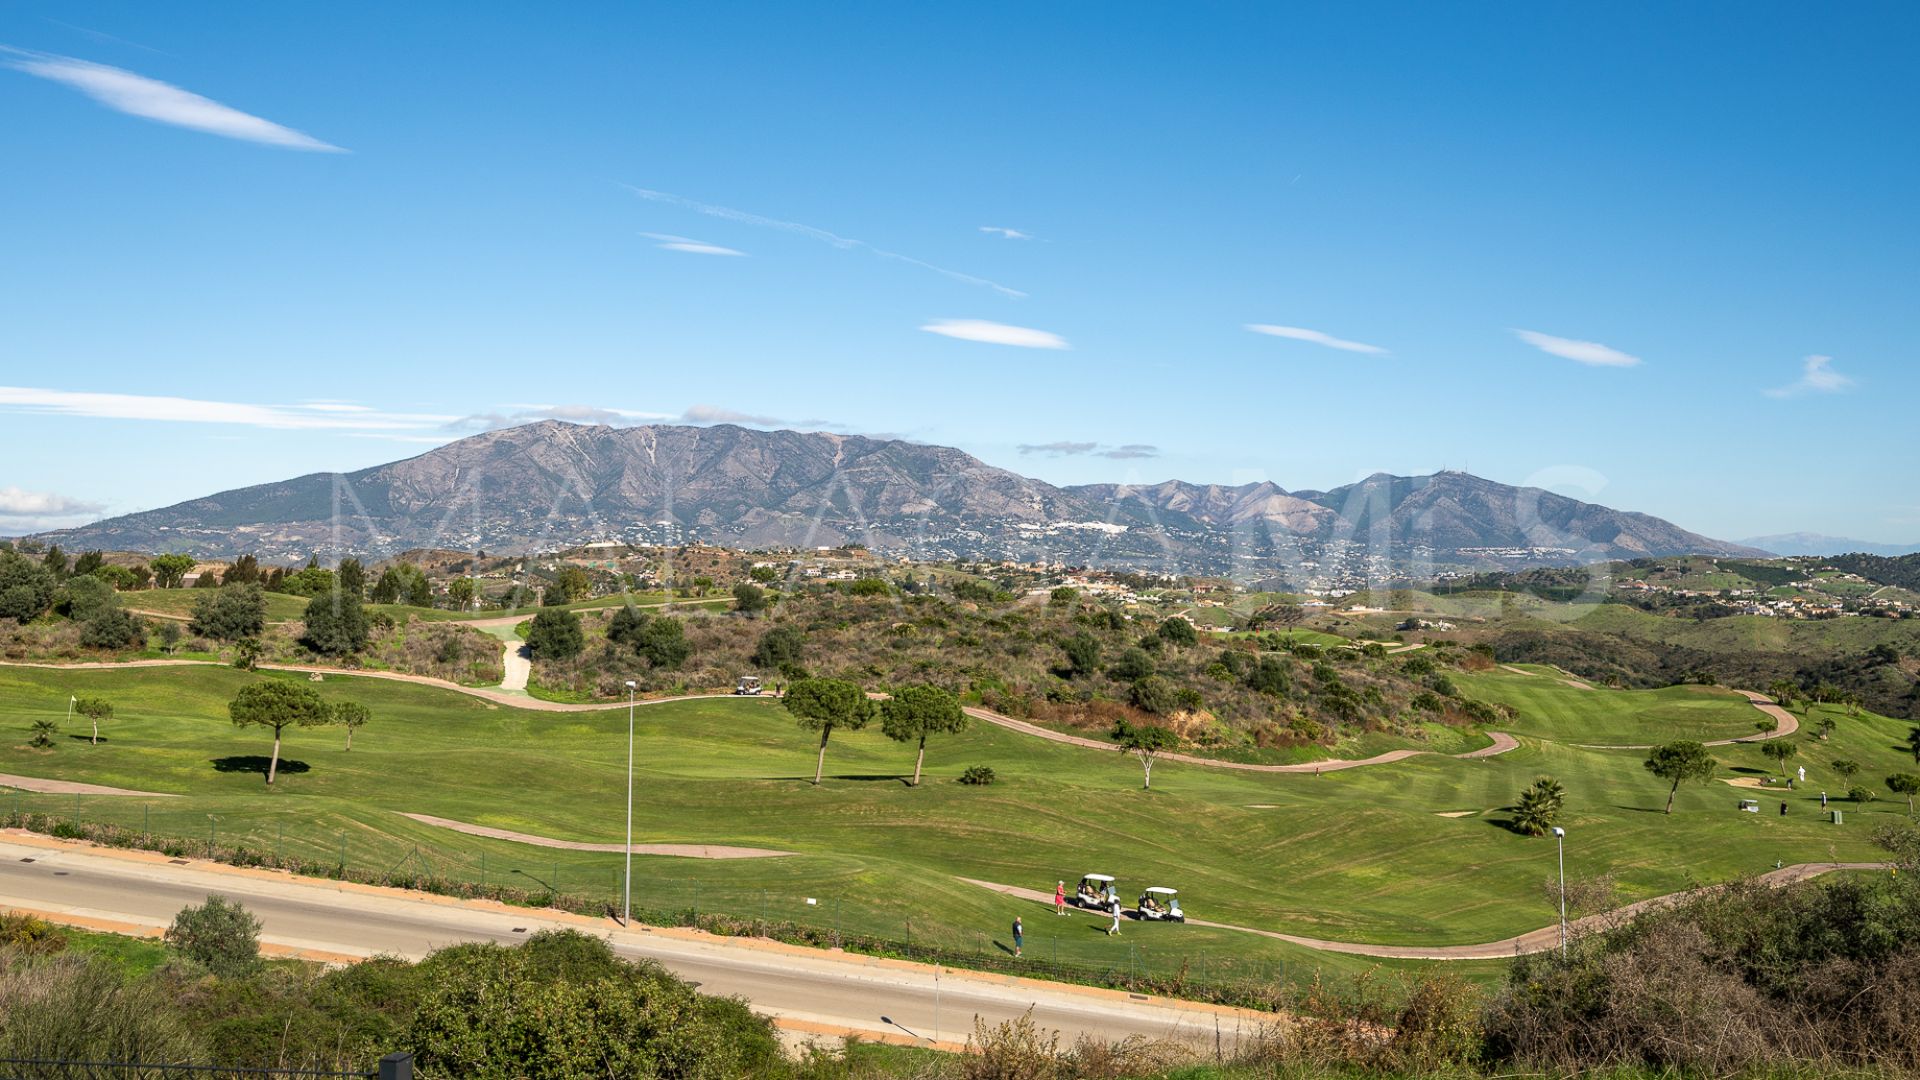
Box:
[126, 589, 310, 622]
[0, 664, 1909, 990]
[1454, 669, 1765, 744]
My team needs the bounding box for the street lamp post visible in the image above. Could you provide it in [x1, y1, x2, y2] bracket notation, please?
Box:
[1551, 826, 1567, 958]
[623, 680, 637, 926]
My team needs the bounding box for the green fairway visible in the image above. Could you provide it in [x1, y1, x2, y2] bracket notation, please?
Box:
[0, 663, 1907, 992]
[1454, 668, 1766, 745]
[125, 588, 311, 622]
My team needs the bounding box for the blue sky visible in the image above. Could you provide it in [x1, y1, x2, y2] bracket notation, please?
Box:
[1, 2, 1913, 543]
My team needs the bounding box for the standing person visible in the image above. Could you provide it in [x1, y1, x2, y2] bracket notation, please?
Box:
[1054, 880, 1067, 915]
[1012, 916, 1023, 958]
[1107, 898, 1122, 936]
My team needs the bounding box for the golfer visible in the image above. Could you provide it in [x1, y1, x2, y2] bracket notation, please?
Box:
[1107, 898, 1122, 936]
[1054, 880, 1067, 915]
[1012, 916, 1023, 957]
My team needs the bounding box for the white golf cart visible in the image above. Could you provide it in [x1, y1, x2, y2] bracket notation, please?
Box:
[1136, 887, 1185, 922]
[1072, 873, 1118, 910]
[734, 675, 764, 696]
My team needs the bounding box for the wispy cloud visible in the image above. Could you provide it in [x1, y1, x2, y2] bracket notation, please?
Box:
[0, 486, 105, 518]
[1511, 328, 1641, 368]
[2, 47, 344, 151]
[680, 404, 789, 427]
[0, 387, 450, 430]
[1245, 324, 1388, 355]
[1018, 441, 1160, 460]
[1764, 355, 1854, 399]
[641, 232, 745, 257]
[446, 404, 675, 432]
[921, 318, 1069, 350]
[979, 226, 1031, 240]
[623, 185, 1025, 298]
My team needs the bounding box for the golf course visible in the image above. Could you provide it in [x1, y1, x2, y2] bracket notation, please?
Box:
[1, 656, 1910, 993]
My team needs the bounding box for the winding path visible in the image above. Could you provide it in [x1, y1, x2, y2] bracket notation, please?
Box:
[964, 861, 1891, 960]
[963, 707, 1518, 773]
[399, 813, 792, 859]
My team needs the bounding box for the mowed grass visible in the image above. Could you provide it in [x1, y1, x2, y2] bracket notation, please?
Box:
[0, 664, 1907, 985]
[1455, 668, 1765, 745]
[125, 589, 311, 622]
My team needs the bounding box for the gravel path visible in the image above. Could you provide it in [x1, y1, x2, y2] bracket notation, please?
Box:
[399, 813, 793, 858]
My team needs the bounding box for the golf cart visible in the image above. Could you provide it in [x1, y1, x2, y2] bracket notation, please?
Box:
[734, 675, 763, 696]
[1072, 873, 1118, 910]
[1136, 887, 1185, 923]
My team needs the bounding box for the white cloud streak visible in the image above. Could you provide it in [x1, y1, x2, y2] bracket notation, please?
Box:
[1017, 441, 1159, 459]
[0, 387, 452, 430]
[1511, 328, 1642, 368]
[1764, 354, 1854, 398]
[2, 47, 344, 151]
[921, 318, 1069, 350]
[624, 185, 1025, 298]
[979, 226, 1031, 240]
[0, 486, 105, 518]
[641, 232, 745, 257]
[1245, 324, 1388, 355]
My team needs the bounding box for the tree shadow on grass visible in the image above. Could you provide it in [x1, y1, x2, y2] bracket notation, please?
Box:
[1608, 805, 1669, 814]
[211, 756, 310, 779]
[763, 774, 913, 785]
[66, 735, 112, 743]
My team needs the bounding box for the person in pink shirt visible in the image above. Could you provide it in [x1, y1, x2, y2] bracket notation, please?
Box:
[1054, 880, 1067, 915]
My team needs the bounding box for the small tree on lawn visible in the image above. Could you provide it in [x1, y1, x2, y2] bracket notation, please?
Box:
[165, 895, 261, 978]
[879, 685, 967, 787]
[73, 696, 112, 746]
[1761, 739, 1799, 777]
[228, 680, 333, 785]
[333, 700, 370, 751]
[1832, 759, 1861, 787]
[28, 718, 57, 749]
[783, 678, 873, 786]
[1113, 719, 1179, 790]
[1644, 740, 1716, 815]
[1513, 775, 1566, 837]
[1887, 773, 1920, 814]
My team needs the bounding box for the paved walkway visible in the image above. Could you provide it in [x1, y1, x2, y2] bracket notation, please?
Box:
[0, 773, 175, 797]
[963, 707, 1518, 774]
[399, 812, 792, 859]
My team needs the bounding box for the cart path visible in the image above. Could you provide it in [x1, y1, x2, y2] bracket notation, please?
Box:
[964, 861, 1890, 960]
[398, 813, 792, 859]
[0, 773, 177, 797]
[963, 707, 1518, 773]
[1573, 690, 1799, 750]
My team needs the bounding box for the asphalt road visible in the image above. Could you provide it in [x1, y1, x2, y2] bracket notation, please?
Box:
[0, 838, 1268, 1051]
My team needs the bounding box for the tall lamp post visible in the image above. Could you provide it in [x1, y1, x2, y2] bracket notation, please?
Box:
[1551, 826, 1567, 958]
[622, 679, 637, 926]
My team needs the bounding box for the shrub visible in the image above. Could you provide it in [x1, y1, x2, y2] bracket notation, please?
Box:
[1849, 785, 1875, 803]
[190, 584, 268, 641]
[525, 608, 584, 661]
[301, 594, 370, 655]
[79, 608, 144, 650]
[164, 895, 262, 978]
[960, 765, 997, 786]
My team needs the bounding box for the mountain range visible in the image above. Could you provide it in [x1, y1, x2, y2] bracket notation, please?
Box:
[1737, 533, 1920, 558]
[22, 421, 1766, 583]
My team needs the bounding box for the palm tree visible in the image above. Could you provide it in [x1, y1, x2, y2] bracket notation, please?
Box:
[28, 718, 58, 750]
[1512, 775, 1566, 837]
[1767, 679, 1799, 709]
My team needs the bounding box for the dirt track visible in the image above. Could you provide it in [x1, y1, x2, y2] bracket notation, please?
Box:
[399, 813, 793, 858]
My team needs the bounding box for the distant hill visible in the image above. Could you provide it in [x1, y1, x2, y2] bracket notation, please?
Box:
[1739, 533, 1920, 558]
[22, 421, 1761, 578]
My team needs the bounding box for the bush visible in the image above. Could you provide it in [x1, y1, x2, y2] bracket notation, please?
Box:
[190, 584, 268, 641]
[79, 608, 144, 650]
[0, 952, 204, 1063]
[164, 895, 262, 978]
[1849, 785, 1876, 803]
[302, 594, 370, 655]
[960, 765, 997, 786]
[525, 608, 584, 661]
[0, 550, 58, 621]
